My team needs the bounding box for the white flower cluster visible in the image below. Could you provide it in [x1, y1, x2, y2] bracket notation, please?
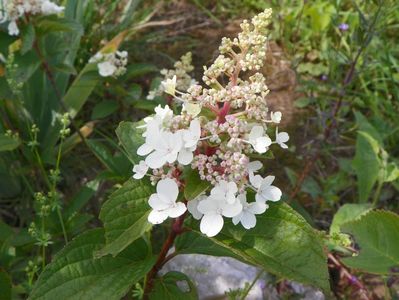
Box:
[147, 52, 197, 100]
[89, 51, 128, 78]
[132, 9, 289, 237]
[0, 0, 64, 36]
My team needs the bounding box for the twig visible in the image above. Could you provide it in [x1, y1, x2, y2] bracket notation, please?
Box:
[143, 212, 187, 298]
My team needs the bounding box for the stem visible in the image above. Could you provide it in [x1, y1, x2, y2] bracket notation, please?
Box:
[143, 213, 187, 298]
[372, 180, 383, 207]
[240, 270, 264, 300]
[41, 218, 46, 270]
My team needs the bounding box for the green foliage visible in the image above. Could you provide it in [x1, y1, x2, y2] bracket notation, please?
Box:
[29, 229, 155, 300]
[0, 134, 21, 152]
[183, 169, 211, 200]
[115, 121, 144, 164]
[149, 271, 198, 300]
[97, 179, 154, 257]
[187, 203, 330, 292]
[342, 211, 399, 275]
[330, 203, 372, 235]
[0, 270, 12, 300]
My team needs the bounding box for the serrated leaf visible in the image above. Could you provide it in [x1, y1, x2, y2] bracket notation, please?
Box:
[353, 131, 381, 202]
[183, 169, 211, 200]
[149, 271, 198, 300]
[115, 121, 144, 164]
[29, 229, 155, 300]
[187, 203, 330, 292]
[330, 204, 372, 235]
[342, 210, 399, 274]
[0, 134, 21, 152]
[98, 179, 154, 257]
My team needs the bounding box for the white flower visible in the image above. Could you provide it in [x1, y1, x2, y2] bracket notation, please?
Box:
[248, 160, 262, 174]
[187, 195, 206, 220]
[41, 1, 64, 15]
[138, 105, 173, 136]
[248, 126, 272, 153]
[183, 119, 201, 148]
[271, 111, 282, 123]
[276, 129, 289, 149]
[98, 61, 117, 77]
[232, 193, 268, 229]
[177, 147, 194, 165]
[183, 102, 201, 117]
[210, 180, 238, 204]
[8, 21, 19, 36]
[148, 178, 186, 224]
[197, 197, 242, 237]
[145, 131, 183, 168]
[250, 175, 282, 203]
[162, 75, 177, 96]
[137, 121, 160, 156]
[132, 161, 148, 179]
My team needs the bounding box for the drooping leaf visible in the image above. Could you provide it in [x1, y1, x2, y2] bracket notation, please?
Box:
[0, 269, 11, 300]
[352, 131, 381, 202]
[330, 203, 372, 235]
[0, 134, 21, 152]
[115, 121, 144, 164]
[29, 229, 155, 300]
[183, 169, 211, 201]
[342, 210, 399, 275]
[149, 271, 198, 300]
[187, 203, 330, 292]
[97, 179, 154, 257]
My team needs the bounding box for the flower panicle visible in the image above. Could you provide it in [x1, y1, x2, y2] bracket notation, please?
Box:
[132, 8, 290, 237]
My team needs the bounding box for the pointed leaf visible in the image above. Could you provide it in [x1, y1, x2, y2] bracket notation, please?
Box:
[186, 203, 330, 292]
[29, 229, 155, 300]
[342, 210, 399, 274]
[98, 179, 154, 257]
[330, 204, 372, 235]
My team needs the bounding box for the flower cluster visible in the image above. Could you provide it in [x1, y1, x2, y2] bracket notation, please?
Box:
[0, 0, 64, 36]
[147, 52, 197, 100]
[89, 51, 128, 78]
[132, 9, 290, 237]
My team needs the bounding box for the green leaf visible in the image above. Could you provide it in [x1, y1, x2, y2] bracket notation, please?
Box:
[354, 111, 382, 144]
[63, 63, 99, 118]
[115, 121, 144, 164]
[294, 97, 311, 108]
[29, 229, 155, 300]
[21, 24, 35, 55]
[342, 210, 399, 274]
[187, 203, 330, 292]
[97, 179, 154, 257]
[149, 271, 198, 300]
[124, 63, 157, 79]
[329, 204, 372, 235]
[0, 134, 21, 152]
[183, 169, 211, 200]
[352, 131, 381, 202]
[91, 100, 119, 119]
[0, 269, 11, 300]
[35, 17, 83, 35]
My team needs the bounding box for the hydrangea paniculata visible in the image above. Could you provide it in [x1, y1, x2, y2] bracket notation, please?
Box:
[132, 8, 289, 237]
[0, 0, 64, 36]
[89, 50, 128, 78]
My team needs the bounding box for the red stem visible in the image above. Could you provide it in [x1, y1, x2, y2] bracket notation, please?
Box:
[143, 212, 187, 298]
[217, 102, 231, 124]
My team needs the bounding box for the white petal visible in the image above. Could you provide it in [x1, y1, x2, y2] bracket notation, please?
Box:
[221, 200, 243, 218]
[148, 194, 170, 210]
[145, 150, 167, 169]
[178, 148, 193, 165]
[232, 213, 241, 225]
[260, 186, 282, 202]
[261, 175, 275, 187]
[156, 178, 179, 203]
[98, 61, 116, 77]
[137, 143, 153, 156]
[187, 198, 203, 220]
[148, 210, 168, 224]
[240, 212, 257, 229]
[248, 161, 262, 172]
[197, 198, 219, 214]
[200, 214, 224, 237]
[166, 202, 187, 218]
[277, 132, 289, 143]
[249, 126, 264, 140]
[248, 202, 268, 214]
[249, 173, 263, 189]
